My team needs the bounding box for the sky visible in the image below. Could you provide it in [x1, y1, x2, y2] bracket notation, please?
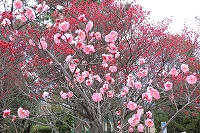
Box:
[135, 0, 200, 33]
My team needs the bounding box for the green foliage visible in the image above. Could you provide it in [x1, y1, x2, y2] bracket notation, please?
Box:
[154, 110, 200, 133]
[56, 112, 74, 133]
[30, 125, 52, 133]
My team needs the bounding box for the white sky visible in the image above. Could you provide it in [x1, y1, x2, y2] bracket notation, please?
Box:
[135, 0, 200, 33]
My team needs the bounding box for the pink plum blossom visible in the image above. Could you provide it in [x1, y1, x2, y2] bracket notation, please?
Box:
[137, 124, 144, 132]
[138, 56, 145, 65]
[78, 14, 87, 22]
[142, 92, 152, 103]
[36, 1, 49, 13]
[54, 33, 61, 44]
[83, 45, 95, 54]
[3, 109, 11, 118]
[1, 18, 11, 26]
[14, 0, 23, 9]
[109, 65, 118, 72]
[127, 101, 137, 111]
[92, 93, 103, 102]
[59, 21, 70, 31]
[76, 30, 86, 42]
[123, 86, 129, 94]
[25, 7, 36, 20]
[116, 110, 121, 116]
[147, 87, 160, 100]
[85, 20, 93, 33]
[164, 81, 173, 91]
[42, 91, 49, 99]
[95, 32, 101, 40]
[18, 107, 30, 119]
[128, 114, 140, 127]
[76, 75, 85, 83]
[134, 81, 142, 89]
[146, 111, 152, 118]
[186, 75, 197, 84]
[62, 33, 73, 44]
[19, 15, 27, 22]
[29, 39, 35, 46]
[39, 37, 48, 50]
[128, 127, 134, 132]
[169, 67, 179, 77]
[105, 30, 118, 42]
[69, 62, 75, 72]
[86, 78, 93, 86]
[145, 118, 154, 127]
[181, 64, 189, 73]
[107, 91, 114, 98]
[67, 91, 73, 99]
[115, 51, 120, 58]
[65, 55, 72, 63]
[60, 91, 67, 99]
[76, 41, 85, 49]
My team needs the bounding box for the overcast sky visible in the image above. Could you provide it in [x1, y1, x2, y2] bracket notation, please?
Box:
[135, 0, 200, 33]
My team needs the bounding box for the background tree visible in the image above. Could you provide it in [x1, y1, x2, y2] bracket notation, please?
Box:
[0, 0, 200, 133]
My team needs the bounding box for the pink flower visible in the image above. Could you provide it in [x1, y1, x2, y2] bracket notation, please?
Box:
[29, 39, 35, 46]
[1, 18, 11, 26]
[186, 75, 197, 84]
[109, 66, 117, 72]
[142, 93, 152, 103]
[123, 86, 129, 94]
[19, 15, 27, 22]
[42, 91, 49, 99]
[39, 37, 48, 50]
[3, 109, 11, 118]
[65, 55, 72, 63]
[128, 114, 140, 127]
[36, 2, 49, 13]
[78, 14, 87, 22]
[145, 118, 154, 127]
[169, 67, 179, 77]
[105, 31, 118, 42]
[164, 81, 173, 91]
[92, 93, 103, 102]
[147, 87, 160, 100]
[137, 124, 144, 132]
[67, 91, 73, 99]
[18, 107, 30, 119]
[76, 75, 85, 83]
[60, 91, 68, 99]
[116, 110, 121, 116]
[76, 30, 86, 42]
[127, 101, 137, 111]
[83, 45, 95, 54]
[107, 91, 114, 98]
[95, 32, 101, 40]
[62, 33, 73, 44]
[54, 33, 61, 44]
[128, 127, 134, 132]
[86, 79, 93, 86]
[25, 7, 35, 20]
[134, 81, 142, 89]
[105, 73, 115, 84]
[181, 64, 189, 73]
[93, 75, 102, 82]
[69, 62, 75, 72]
[115, 52, 120, 58]
[139, 56, 145, 65]
[14, 0, 23, 9]
[85, 20, 93, 33]
[146, 111, 152, 118]
[59, 21, 70, 31]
